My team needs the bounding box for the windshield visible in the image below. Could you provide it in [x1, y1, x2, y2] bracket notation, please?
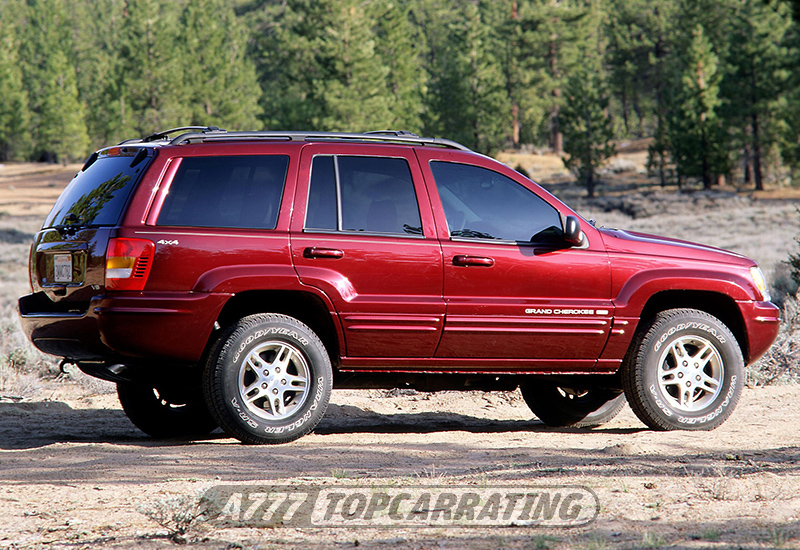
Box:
[43, 149, 150, 229]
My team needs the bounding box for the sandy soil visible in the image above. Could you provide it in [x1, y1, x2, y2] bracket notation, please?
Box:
[0, 380, 799, 550]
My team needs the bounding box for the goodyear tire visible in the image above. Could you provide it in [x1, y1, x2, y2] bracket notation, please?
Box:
[203, 314, 332, 444]
[622, 308, 743, 431]
[117, 382, 218, 438]
[520, 381, 626, 428]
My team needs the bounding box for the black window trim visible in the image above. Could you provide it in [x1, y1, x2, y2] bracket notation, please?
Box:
[303, 153, 427, 239]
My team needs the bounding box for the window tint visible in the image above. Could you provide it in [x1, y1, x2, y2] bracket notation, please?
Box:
[157, 156, 289, 229]
[305, 156, 423, 236]
[306, 156, 337, 231]
[44, 152, 148, 228]
[430, 161, 563, 243]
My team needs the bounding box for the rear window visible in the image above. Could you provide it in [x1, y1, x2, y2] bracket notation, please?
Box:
[43, 150, 149, 228]
[157, 156, 289, 229]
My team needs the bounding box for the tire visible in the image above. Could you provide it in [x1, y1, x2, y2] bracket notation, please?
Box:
[622, 308, 743, 431]
[117, 382, 218, 438]
[203, 314, 332, 444]
[520, 381, 626, 428]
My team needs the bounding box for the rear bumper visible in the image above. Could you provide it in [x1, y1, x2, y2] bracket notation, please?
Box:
[738, 300, 781, 363]
[19, 291, 231, 364]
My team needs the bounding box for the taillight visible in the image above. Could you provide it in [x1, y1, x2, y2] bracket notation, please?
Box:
[105, 238, 154, 291]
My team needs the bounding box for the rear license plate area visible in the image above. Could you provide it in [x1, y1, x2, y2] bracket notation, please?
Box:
[53, 253, 73, 283]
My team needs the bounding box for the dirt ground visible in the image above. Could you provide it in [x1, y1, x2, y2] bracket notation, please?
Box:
[1, 381, 799, 549]
[2, 160, 800, 549]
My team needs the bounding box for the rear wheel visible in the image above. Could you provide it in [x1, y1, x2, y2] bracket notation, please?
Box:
[117, 382, 217, 438]
[622, 308, 743, 431]
[203, 314, 332, 444]
[521, 381, 626, 428]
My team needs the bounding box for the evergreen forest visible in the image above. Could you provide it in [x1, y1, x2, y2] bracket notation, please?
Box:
[1, 0, 800, 193]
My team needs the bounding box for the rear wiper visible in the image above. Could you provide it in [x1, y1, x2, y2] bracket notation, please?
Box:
[53, 213, 88, 235]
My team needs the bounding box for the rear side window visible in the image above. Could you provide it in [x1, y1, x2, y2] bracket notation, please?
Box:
[43, 150, 149, 228]
[157, 156, 289, 229]
[305, 155, 422, 235]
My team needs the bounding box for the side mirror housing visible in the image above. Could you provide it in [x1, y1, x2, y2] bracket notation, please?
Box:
[564, 215, 584, 246]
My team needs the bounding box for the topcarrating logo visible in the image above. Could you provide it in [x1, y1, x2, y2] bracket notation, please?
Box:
[201, 484, 599, 528]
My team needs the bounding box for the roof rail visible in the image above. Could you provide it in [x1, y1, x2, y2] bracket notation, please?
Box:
[164, 129, 472, 151]
[117, 126, 225, 145]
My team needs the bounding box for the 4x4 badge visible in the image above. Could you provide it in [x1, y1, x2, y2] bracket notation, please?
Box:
[157, 239, 179, 246]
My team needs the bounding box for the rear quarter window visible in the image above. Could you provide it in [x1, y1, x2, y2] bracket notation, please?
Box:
[157, 155, 289, 229]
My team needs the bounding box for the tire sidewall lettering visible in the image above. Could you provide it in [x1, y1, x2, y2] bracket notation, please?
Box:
[233, 327, 310, 363]
[653, 322, 726, 354]
[637, 312, 742, 430]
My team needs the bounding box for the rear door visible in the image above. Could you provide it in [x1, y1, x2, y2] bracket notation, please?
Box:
[417, 149, 613, 370]
[290, 144, 444, 358]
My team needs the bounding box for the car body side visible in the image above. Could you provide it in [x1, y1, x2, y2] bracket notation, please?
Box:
[19, 141, 780, 384]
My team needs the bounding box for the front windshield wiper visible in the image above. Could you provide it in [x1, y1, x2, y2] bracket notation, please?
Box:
[451, 228, 497, 240]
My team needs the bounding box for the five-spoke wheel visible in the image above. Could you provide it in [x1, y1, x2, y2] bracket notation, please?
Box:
[204, 314, 332, 444]
[623, 308, 743, 430]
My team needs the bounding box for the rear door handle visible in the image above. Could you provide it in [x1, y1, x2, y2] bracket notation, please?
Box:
[304, 247, 344, 259]
[453, 254, 494, 267]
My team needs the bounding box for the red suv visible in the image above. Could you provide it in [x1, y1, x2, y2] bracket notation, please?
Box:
[19, 128, 780, 444]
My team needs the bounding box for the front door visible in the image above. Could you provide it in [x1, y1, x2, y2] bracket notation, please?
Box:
[418, 151, 613, 370]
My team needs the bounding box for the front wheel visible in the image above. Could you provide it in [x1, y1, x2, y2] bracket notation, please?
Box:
[520, 381, 626, 428]
[203, 314, 332, 444]
[622, 308, 743, 431]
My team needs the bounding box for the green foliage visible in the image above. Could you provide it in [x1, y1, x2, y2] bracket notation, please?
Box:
[0, 0, 32, 160]
[561, 67, 616, 198]
[421, 0, 511, 153]
[0, 0, 799, 172]
[664, 24, 729, 188]
[180, 0, 263, 129]
[21, 0, 90, 162]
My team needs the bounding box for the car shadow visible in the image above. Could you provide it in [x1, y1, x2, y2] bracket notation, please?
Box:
[0, 400, 644, 450]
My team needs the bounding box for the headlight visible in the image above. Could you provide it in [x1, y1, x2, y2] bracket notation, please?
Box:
[750, 266, 770, 302]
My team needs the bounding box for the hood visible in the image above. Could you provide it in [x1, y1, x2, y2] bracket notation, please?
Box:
[597, 227, 754, 268]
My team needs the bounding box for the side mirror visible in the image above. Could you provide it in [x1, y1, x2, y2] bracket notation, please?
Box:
[564, 215, 584, 246]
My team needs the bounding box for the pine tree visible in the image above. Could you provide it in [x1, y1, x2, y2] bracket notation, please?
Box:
[258, 0, 394, 132]
[420, 0, 511, 153]
[21, 0, 89, 162]
[115, 0, 189, 137]
[560, 65, 615, 198]
[314, 0, 393, 132]
[371, 0, 426, 133]
[70, 0, 127, 148]
[517, 0, 593, 153]
[0, 0, 32, 160]
[665, 24, 729, 188]
[721, 0, 793, 190]
[180, 0, 262, 130]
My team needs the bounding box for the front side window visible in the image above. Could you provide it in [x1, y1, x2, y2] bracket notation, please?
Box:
[429, 161, 563, 243]
[305, 155, 422, 236]
[157, 155, 289, 229]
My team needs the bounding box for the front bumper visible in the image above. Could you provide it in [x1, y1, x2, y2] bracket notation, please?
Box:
[738, 300, 781, 363]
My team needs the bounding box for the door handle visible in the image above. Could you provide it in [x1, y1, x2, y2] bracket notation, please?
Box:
[453, 254, 494, 267]
[304, 247, 344, 259]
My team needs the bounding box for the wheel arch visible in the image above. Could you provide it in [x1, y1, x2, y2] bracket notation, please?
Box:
[214, 290, 343, 367]
[635, 290, 749, 362]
